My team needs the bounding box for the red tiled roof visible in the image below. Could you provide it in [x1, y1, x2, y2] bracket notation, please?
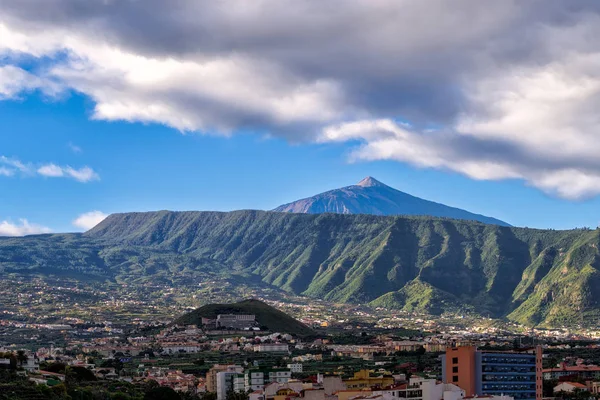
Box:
[544, 365, 600, 372]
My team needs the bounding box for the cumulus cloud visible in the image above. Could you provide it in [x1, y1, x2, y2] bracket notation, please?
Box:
[3, 1, 600, 198]
[72, 211, 108, 231]
[0, 219, 52, 237]
[320, 119, 600, 200]
[1, 155, 99, 182]
[0, 65, 62, 100]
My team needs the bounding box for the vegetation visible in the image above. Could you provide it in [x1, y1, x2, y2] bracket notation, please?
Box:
[1, 210, 600, 327]
[174, 299, 314, 336]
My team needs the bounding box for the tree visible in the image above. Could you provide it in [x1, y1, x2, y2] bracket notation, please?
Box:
[45, 362, 68, 374]
[143, 379, 161, 393]
[144, 386, 180, 400]
[199, 392, 218, 400]
[15, 350, 27, 368]
[68, 366, 97, 382]
[111, 392, 133, 400]
[226, 390, 249, 400]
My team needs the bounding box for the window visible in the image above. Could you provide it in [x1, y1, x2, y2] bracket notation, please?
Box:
[453, 376, 459, 383]
[452, 357, 459, 364]
[453, 367, 459, 373]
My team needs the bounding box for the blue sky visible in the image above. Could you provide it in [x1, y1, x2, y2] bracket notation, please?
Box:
[2, 92, 599, 233]
[2, 1, 600, 233]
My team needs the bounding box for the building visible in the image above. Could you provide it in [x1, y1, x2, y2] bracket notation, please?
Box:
[207, 365, 244, 393]
[245, 368, 292, 391]
[216, 314, 256, 329]
[386, 376, 465, 400]
[323, 375, 347, 395]
[217, 371, 246, 400]
[542, 363, 600, 381]
[442, 346, 542, 400]
[0, 358, 12, 370]
[287, 364, 303, 373]
[253, 344, 289, 353]
[553, 382, 588, 393]
[344, 370, 395, 390]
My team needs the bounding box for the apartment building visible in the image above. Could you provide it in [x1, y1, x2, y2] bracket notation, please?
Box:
[442, 346, 542, 400]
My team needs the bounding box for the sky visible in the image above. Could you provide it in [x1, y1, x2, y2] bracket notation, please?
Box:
[2, 0, 600, 234]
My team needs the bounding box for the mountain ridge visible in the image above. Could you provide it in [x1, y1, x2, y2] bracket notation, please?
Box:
[2, 210, 599, 328]
[273, 177, 510, 226]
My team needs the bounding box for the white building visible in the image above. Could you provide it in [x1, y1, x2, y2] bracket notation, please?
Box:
[373, 377, 465, 400]
[253, 344, 289, 353]
[22, 354, 40, 372]
[287, 363, 303, 373]
[245, 368, 292, 391]
[217, 371, 246, 400]
[162, 344, 201, 354]
[217, 314, 256, 329]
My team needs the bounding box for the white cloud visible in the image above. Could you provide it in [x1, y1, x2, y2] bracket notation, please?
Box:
[63, 166, 99, 183]
[37, 163, 64, 177]
[0, 65, 62, 100]
[1, 156, 99, 182]
[0, 155, 30, 173]
[0, 167, 14, 176]
[3, 1, 600, 198]
[37, 163, 99, 182]
[320, 119, 600, 200]
[0, 219, 52, 237]
[68, 142, 82, 153]
[72, 211, 108, 231]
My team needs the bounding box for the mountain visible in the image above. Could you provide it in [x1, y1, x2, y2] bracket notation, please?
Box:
[1, 210, 600, 327]
[173, 299, 314, 336]
[274, 176, 510, 226]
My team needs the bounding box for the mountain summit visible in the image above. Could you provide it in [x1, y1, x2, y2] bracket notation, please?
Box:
[274, 177, 509, 226]
[356, 176, 387, 188]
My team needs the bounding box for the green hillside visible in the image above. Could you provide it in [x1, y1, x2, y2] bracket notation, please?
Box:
[174, 299, 315, 336]
[1, 210, 599, 327]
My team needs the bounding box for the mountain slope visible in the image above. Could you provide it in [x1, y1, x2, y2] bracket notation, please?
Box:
[173, 299, 314, 336]
[1, 210, 599, 327]
[273, 177, 510, 226]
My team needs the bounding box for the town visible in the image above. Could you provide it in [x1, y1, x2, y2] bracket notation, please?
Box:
[2, 298, 600, 400]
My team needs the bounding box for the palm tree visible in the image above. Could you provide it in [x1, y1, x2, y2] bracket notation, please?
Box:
[16, 350, 27, 368]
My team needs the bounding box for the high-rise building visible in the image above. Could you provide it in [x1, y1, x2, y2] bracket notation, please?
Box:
[442, 346, 542, 400]
[245, 368, 292, 391]
[207, 365, 244, 393]
[216, 371, 246, 400]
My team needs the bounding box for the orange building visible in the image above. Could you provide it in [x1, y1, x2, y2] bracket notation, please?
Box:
[443, 346, 542, 400]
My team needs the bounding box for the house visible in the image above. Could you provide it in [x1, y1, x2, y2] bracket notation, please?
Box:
[543, 363, 600, 381]
[554, 382, 588, 393]
[588, 381, 600, 394]
[344, 370, 394, 390]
